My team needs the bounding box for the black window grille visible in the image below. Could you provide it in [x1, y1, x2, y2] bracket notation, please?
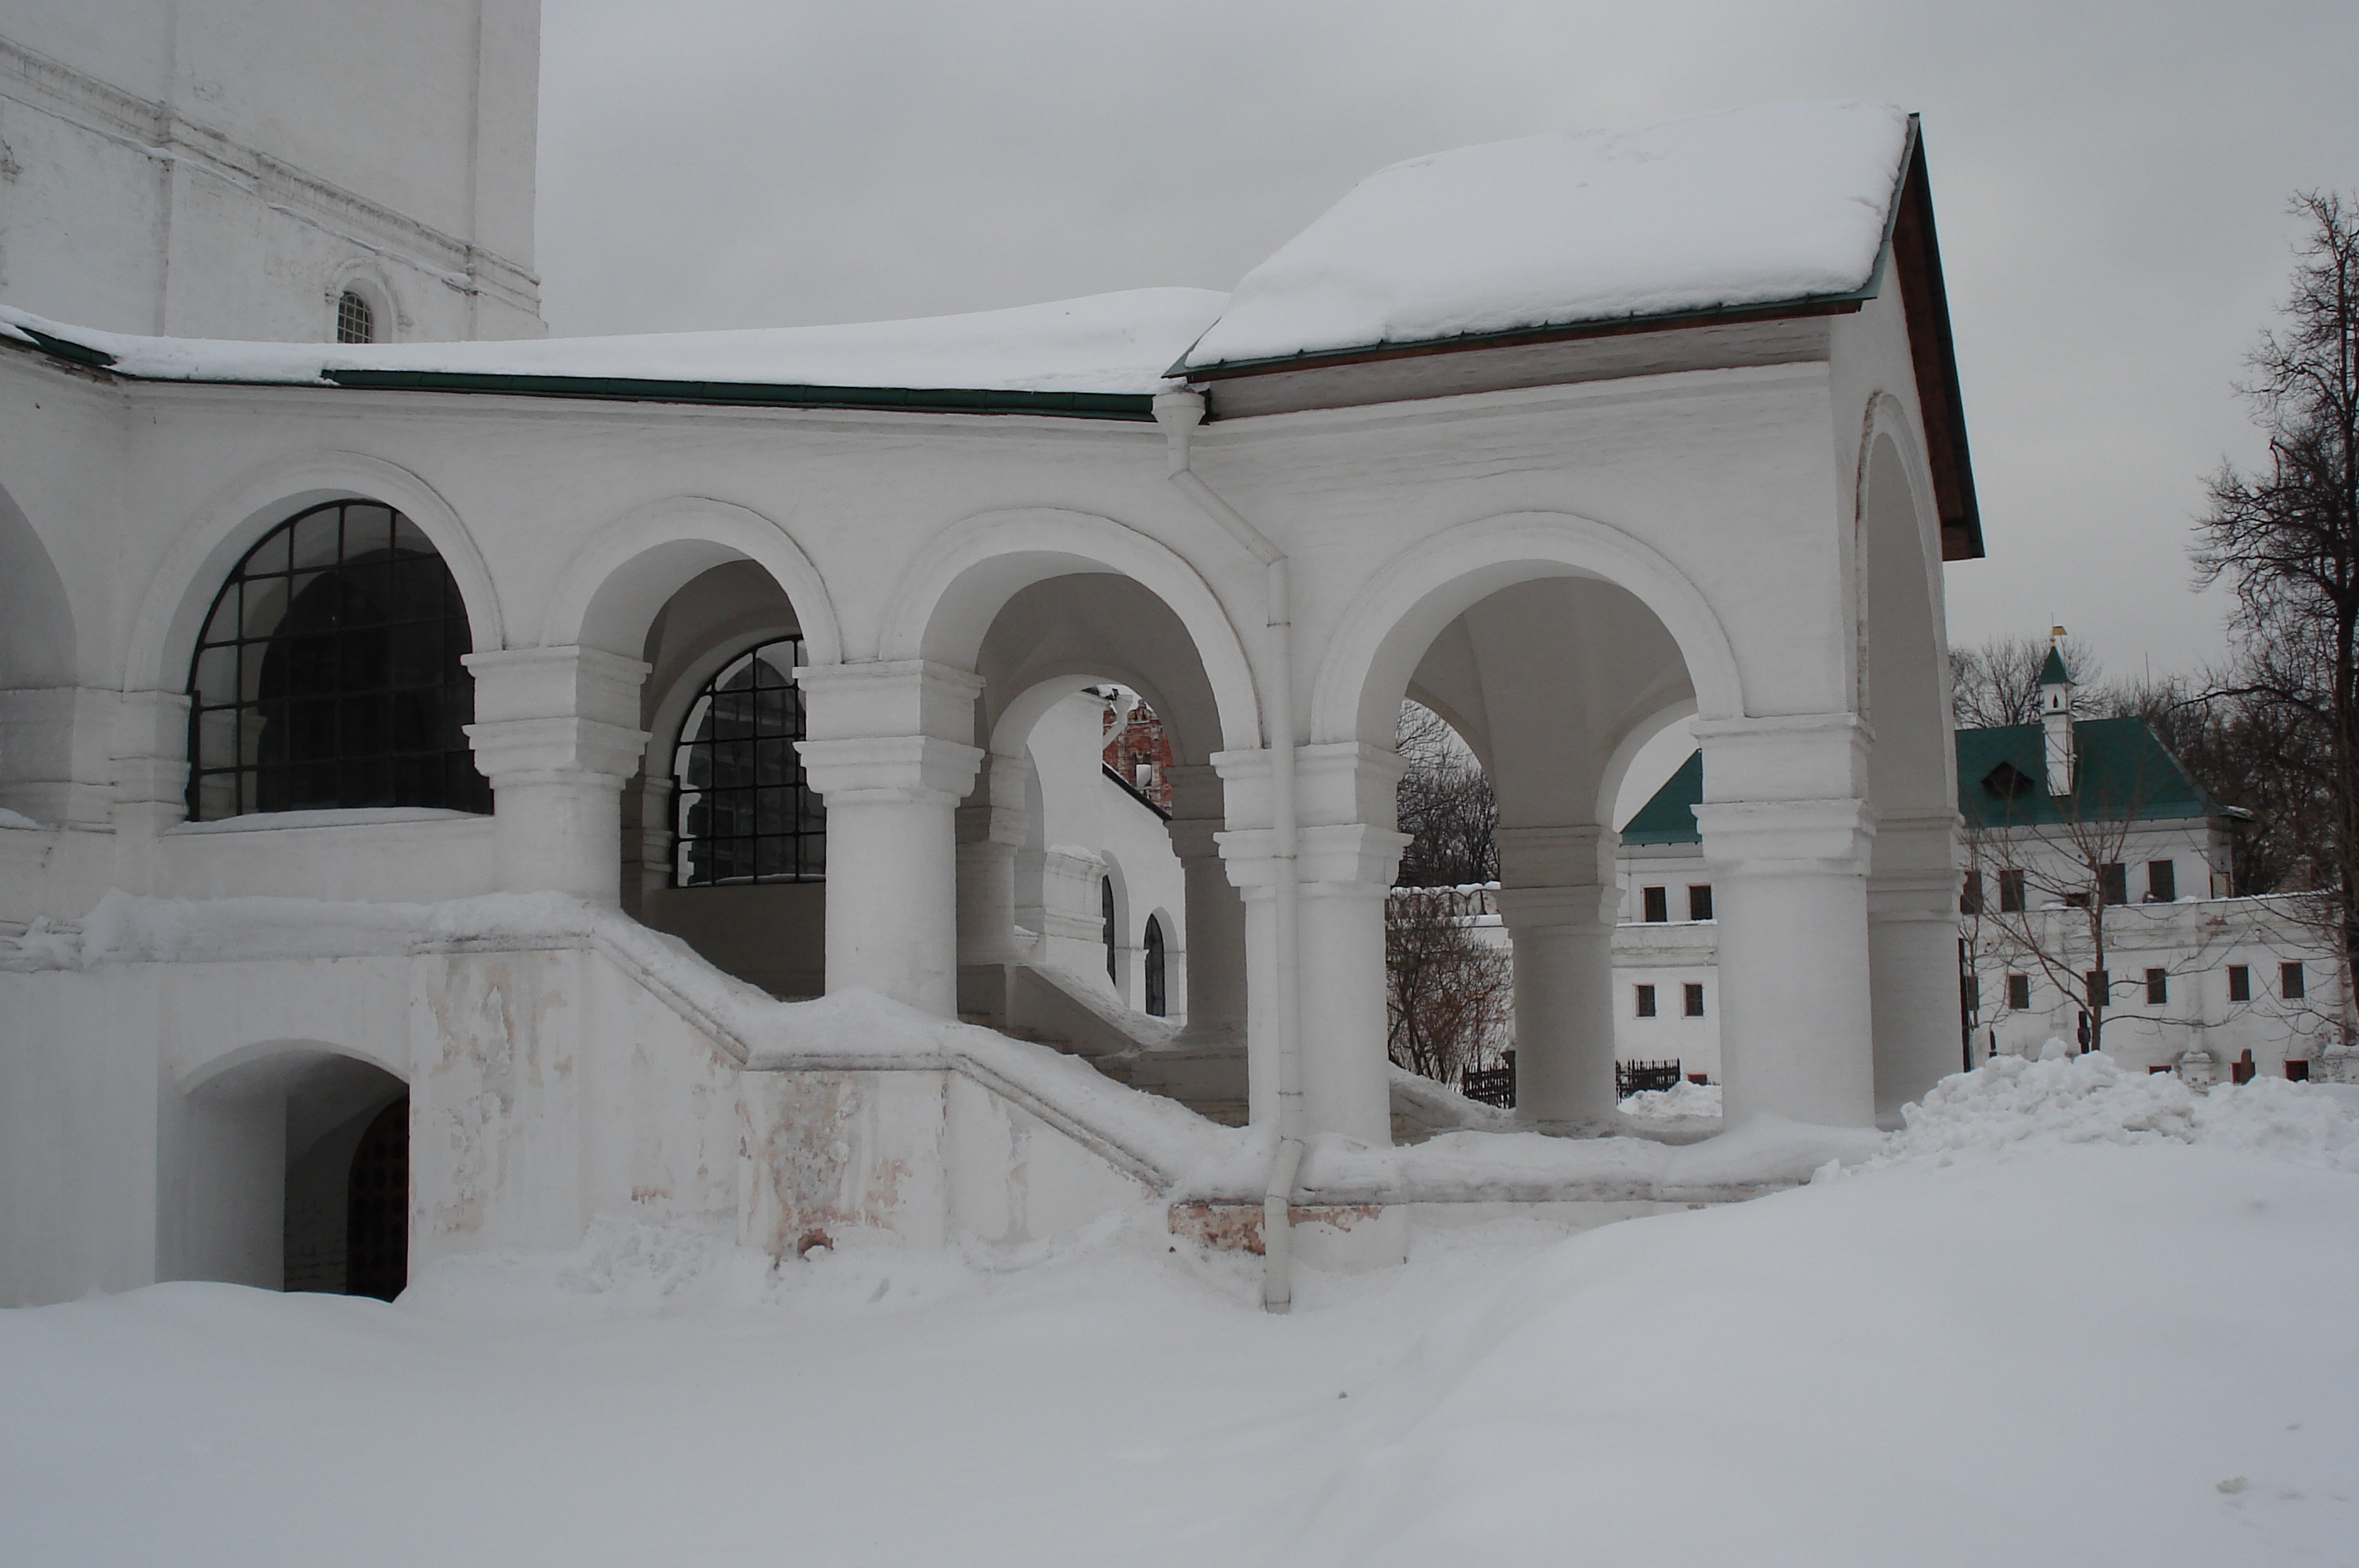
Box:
[2228, 965, 2251, 1003]
[2281, 962, 2305, 1000]
[2099, 863, 2129, 906]
[2146, 859, 2176, 902]
[337, 290, 374, 344]
[1143, 916, 1167, 1017]
[185, 501, 487, 821]
[1634, 983, 1657, 1018]
[672, 637, 823, 885]
[1683, 982, 1706, 1018]
[1998, 869, 2027, 912]
[2006, 972, 2031, 1010]
[1687, 884, 1713, 921]
[1102, 876, 1118, 985]
[1642, 886, 1668, 923]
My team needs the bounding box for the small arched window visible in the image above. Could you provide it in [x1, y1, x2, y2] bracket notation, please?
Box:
[1102, 875, 1118, 985]
[336, 290, 374, 344]
[1143, 915, 1167, 1017]
[672, 637, 823, 885]
[186, 501, 487, 820]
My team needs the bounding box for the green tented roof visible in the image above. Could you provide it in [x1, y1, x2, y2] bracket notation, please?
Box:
[1620, 717, 2219, 845]
[2038, 645, 2073, 687]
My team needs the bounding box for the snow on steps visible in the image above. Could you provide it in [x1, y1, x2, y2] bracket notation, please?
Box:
[0, 890, 1880, 1209]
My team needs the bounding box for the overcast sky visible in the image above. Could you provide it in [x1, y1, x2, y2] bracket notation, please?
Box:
[536, 0, 2359, 683]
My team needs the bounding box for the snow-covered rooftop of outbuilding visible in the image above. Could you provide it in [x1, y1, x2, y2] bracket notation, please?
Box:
[0, 287, 1228, 403]
[1180, 100, 1914, 373]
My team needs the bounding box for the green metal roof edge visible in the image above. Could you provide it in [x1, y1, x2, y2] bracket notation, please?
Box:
[320, 369, 1159, 420]
[9, 325, 117, 368]
[1169, 117, 1913, 384]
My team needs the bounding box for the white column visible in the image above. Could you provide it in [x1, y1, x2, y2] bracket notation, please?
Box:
[795, 660, 984, 1019]
[463, 647, 650, 905]
[1164, 762, 1245, 1044]
[1692, 714, 1878, 1129]
[1870, 808, 1964, 1123]
[108, 688, 189, 837]
[1225, 742, 1406, 1145]
[1494, 824, 1621, 1126]
[953, 751, 1031, 1023]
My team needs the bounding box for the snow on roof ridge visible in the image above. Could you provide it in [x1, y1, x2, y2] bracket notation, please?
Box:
[1182, 99, 1914, 372]
[0, 287, 1230, 398]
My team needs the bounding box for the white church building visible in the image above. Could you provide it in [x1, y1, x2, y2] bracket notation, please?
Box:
[0, 3, 1980, 1308]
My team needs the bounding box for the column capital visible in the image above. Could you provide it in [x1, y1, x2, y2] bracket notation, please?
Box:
[462, 645, 651, 783]
[793, 658, 983, 746]
[1496, 823, 1618, 888]
[1216, 822, 1407, 894]
[1693, 797, 1877, 878]
[799, 735, 983, 807]
[1693, 712, 1871, 802]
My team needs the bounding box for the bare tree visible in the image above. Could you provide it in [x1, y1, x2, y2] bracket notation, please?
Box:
[2192, 192, 2359, 1039]
[1951, 634, 2105, 730]
[1393, 701, 1498, 886]
[1385, 886, 1513, 1085]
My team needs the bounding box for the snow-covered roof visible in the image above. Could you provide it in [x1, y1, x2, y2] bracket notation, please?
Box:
[0, 288, 1227, 410]
[1179, 101, 1915, 374]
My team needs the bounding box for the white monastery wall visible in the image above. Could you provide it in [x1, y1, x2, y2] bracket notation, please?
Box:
[0, 0, 542, 341]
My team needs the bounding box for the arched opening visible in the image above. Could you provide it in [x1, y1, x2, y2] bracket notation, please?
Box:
[183, 499, 488, 821]
[178, 1044, 408, 1295]
[0, 478, 80, 823]
[627, 560, 825, 999]
[1143, 914, 1169, 1017]
[1360, 568, 1702, 1131]
[901, 545, 1245, 1117]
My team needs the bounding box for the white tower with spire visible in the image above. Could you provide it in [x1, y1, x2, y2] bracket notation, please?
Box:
[2040, 630, 2076, 796]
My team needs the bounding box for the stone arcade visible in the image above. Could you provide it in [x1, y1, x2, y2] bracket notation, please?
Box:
[0, 7, 1976, 1308]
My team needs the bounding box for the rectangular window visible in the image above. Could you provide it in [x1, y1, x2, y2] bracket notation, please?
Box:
[2006, 972, 2031, 1010]
[1687, 885, 1713, 922]
[2282, 962, 2305, 1000]
[1998, 869, 2026, 913]
[1684, 983, 1706, 1017]
[2146, 859, 2176, 902]
[1642, 886, 1668, 923]
[2227, 965, 2250, 1003]
[2086, 969, 2109, 1008]
[2145, 967, 2167, 1004]
[1635, 984, 1657, 1018]
[1961, 970, 1980, 1019]
[1961, 870, 1985, 915]
[2099, 863, 2129, 906]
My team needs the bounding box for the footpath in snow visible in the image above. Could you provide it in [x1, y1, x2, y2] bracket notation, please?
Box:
[3, 1051, 2355, 1568]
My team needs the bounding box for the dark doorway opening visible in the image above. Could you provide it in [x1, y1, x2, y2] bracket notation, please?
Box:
[345, 1095, 410, 1301]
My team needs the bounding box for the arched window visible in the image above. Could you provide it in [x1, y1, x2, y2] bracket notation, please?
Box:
[1102, 875, 1118, 985]
[672, 637, 823, 885]
[185, 501, 487, 821]
[336, 290, 374, 344]
[1143, 915, 1167, 1017]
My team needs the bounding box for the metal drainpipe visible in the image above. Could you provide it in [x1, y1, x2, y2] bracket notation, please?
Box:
[1153, 388, 1305, 1313]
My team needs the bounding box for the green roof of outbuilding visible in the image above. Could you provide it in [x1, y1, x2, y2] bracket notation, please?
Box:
[1620, 750, 1706, 844]
[1618, 717, 2219, 845]
[2038, 645, 2073, 686]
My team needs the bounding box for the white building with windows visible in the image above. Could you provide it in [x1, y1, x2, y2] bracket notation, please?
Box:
[0, 2, 1983, 1309]
[1611, 649, 2344, 1086]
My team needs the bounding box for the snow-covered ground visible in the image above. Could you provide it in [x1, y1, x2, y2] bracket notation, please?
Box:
[6, 1055, 2355, 1567]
